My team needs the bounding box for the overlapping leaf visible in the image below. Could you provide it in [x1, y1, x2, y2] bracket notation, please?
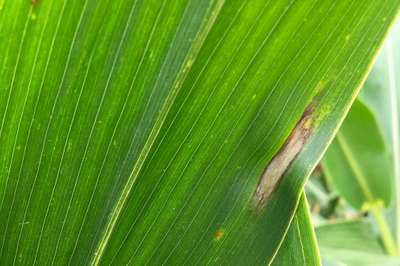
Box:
[322, 100, 392, 210]
[360, 20, 400, 251]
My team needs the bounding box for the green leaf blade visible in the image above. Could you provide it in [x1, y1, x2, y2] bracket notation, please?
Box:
[273, 193, 321, 266]
[0, 0, 399, 265]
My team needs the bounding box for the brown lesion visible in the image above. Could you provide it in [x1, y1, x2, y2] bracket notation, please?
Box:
[213, 228, 224, 241]
[252, 106, 314, 211]
[31, 0, 38, 6]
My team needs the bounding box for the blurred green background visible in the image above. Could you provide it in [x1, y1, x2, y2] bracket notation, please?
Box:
[307, 21, 400, 266]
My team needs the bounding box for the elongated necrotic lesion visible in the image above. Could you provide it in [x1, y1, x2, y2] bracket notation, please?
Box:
[253, 112, 313, 209]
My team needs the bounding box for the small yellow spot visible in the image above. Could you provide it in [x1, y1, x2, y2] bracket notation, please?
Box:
[345, 35, 351, 41]
[314, 79, 325, 94]
[148, 51, 155, 62]
[185, 58, 193, 69]
[213, 228, 224, 241]
[302, 116, 313, 130]
[31, 13, 37, 20]
[67, 141, 72, 151]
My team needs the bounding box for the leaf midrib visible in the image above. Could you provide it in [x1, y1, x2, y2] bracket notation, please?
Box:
[90, 1, 226, 264]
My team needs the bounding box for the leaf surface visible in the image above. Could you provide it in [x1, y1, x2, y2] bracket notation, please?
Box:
[272, 193, 320, 266]
[0, 0, 399, 265]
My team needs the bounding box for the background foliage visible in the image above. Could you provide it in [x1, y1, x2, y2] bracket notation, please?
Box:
[308, 20, 400, 265]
